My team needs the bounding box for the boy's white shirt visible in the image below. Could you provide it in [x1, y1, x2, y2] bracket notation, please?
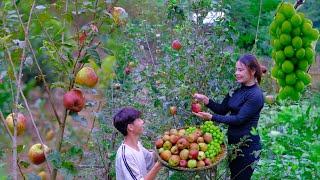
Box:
[115, 141, 155, 180]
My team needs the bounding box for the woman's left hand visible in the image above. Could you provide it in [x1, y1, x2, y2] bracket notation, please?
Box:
[192, 111, 213, 121]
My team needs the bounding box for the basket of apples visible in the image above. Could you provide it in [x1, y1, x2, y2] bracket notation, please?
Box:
[154, 121, 227, 171]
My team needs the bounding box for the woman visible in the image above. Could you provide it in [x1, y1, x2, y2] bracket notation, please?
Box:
[193, 54, 265, 180]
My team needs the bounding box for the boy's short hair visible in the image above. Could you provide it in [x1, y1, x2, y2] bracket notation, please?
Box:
[113, 107, 142, 136]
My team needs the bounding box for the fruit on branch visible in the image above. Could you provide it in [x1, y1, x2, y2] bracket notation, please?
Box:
[5, 113, 27, 136]
[269, 2, 319, 101]
[75, 67, 98, 87]
[171, 40, 182, 50]
[169, 106, 177, 116]
[28, 143, 49, 165]
[63, 89, 85, 112]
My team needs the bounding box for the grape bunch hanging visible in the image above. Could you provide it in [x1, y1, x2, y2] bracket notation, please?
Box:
[269, 2, 319, 100]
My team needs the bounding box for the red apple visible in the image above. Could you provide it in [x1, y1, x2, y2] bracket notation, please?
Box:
[5, 113, 27, 136]
[63, 89, 85, 112]
[171, 40, 182, 50]
[75, 67, 98, 87]
[187, 159, 197, 168]
[168, 155, 180, 167]
[203, 133, 213, 143]
[179, 159, 188, 168]
[191, 103, 202, 113]
[179, 149, 189, 160]
[169, 106, 177, 116]
[28, 143, 49, 165]
[170, 135, 179, 145]
[155, 139, 164, 149]
[188, 149, 199, 160]
[204, 158, 212, 166]
[176, 137, 189, 150]
[160, 150, 172, 162]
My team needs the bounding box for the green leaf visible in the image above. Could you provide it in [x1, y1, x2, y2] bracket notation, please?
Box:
[17, 144, 25, 153]
[19, 160, 30, 168]
[47, 150, 62, 168]
[87, 48, 100, 65]
[61, 161, 77, 175]
[101, 55, 116, 73]
[65, 146, 83, 158]
[154, 99, 161, 108]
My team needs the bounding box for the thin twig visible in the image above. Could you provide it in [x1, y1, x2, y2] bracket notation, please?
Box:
[12, 1, 53, 176]
[13, 0, 62, 126]
[77, 101, 102, 164]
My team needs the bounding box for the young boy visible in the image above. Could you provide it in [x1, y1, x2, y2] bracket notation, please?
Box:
[113, 107, 162, 180]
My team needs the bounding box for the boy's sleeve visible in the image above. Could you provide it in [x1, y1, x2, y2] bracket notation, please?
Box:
[141, 146, 155, 171]
[118, 145, 144, 180]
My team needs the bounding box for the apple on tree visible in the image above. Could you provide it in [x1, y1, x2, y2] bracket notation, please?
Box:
[28, 143, 50, 165]
[63, 89, 85, 112]
[5, 113, 27, 136]
[75, 67, 98, 88]
[171, 40, 182, 50]
[169, 106, 177, 116]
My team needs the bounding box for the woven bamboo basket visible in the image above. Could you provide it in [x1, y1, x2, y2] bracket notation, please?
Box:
[154, 127, 227, 172]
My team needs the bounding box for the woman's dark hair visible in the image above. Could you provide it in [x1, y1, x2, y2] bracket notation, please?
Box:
[238, 54, 266, 84]
[113, 107, 141, 136]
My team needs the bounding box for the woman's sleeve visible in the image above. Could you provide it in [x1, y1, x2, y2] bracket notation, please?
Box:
[212, 93, 263, 125]
[206, 94, 230, 115]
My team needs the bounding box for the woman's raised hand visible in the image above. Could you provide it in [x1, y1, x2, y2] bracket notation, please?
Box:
[193, 93, 209, 105]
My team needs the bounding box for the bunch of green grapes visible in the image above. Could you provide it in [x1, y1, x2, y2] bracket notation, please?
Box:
[269, 2, 319, 100]
[185, 126, 197, 135]
[205, 141, 222, 159]
[200, 121, 224, 144]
